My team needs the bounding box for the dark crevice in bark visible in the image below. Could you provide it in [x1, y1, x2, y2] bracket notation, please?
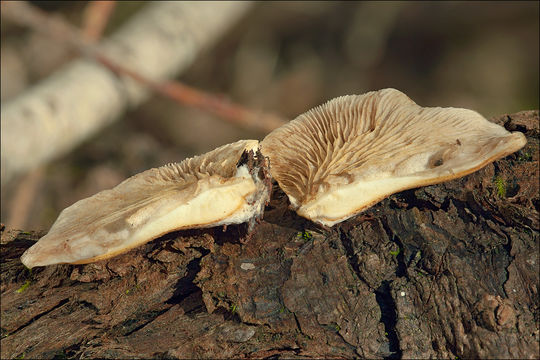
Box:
[532, 198, 540, 212]
[375, 281, 402, 360]
[166, 247, 209, 309]
[445, 339, 460, 360]
[122, 308, 171, 336]
[503, 116, 529, 133]
[390, 189, 441, 212]
[500, 228, 515, 298]
[339, 220, 404, 359]
[60, 343, 81, 359]
[464, 192, 507, 227]
[259, 346, 302, 358]
[292, 312, 304, 335]
[439, 197, 452, 212]
[78, 300, 99, 312]
[449, 198, 471, 223]
[9, 298, 69, 335]
[214, 306, 242, 323]
[213, 223, 253, 246]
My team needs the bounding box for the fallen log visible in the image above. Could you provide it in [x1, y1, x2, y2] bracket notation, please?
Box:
[1, 110, 538, 359]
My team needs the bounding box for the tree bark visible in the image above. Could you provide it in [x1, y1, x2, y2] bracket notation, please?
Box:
[1, 111, 538, 359]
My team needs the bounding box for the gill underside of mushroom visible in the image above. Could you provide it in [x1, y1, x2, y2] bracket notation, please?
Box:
[20, 88, 527, 267]
[20, 140, 271, 268]
[260, 88, 527, 226]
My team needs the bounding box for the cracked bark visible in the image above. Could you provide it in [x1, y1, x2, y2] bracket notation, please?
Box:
[1, 110, 538, 359]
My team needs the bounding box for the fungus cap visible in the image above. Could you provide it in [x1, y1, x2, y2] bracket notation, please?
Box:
[260, 88, 527, 226]
[21, 140, 270, 268]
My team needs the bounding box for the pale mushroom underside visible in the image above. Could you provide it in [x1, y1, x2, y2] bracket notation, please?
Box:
[21, 88, 527, 267]
[21, 140, 269, 268]
[260, 88, 527, 226]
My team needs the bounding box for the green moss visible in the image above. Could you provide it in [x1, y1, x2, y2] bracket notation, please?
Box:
[230, 304, 237, 314]
[389, 248, 401, 257]
[517, 151, 533, 162]
[494, 176, 507, 198]
[125, 283, 141, 295]
[16, 280, 31, 294]
[296, 230, 313, 241]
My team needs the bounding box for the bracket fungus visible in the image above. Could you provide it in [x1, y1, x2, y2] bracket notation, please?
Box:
[21, 88, 527, 267]
[21, 140, 271, 268]
[260, 88, 527, 226]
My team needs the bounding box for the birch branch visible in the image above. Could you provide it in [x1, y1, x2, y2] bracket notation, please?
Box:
[1, 1, 253, 184]
[81, 1, 117, 42]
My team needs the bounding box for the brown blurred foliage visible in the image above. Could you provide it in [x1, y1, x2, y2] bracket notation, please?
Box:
[1, 1, 538, 230]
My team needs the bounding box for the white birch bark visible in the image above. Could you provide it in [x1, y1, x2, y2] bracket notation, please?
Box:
[1, 1, 252, 184]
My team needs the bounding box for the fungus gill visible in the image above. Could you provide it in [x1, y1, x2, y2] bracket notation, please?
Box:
[21, 88, 527, 267]
[260, 88, 527, 226]
[21, 140, 271, 268]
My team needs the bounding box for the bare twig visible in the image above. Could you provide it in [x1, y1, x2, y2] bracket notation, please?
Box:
[1, 1, 89, 52]
[95, 55, 286, 132]
[1, 1, 287, 133]
[2, 1, 254, 184]
[82, 1, 116, 42]
[6, 167, 44, 229]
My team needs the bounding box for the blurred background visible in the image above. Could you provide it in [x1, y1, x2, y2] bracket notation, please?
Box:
[1, 1, 539, 231]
